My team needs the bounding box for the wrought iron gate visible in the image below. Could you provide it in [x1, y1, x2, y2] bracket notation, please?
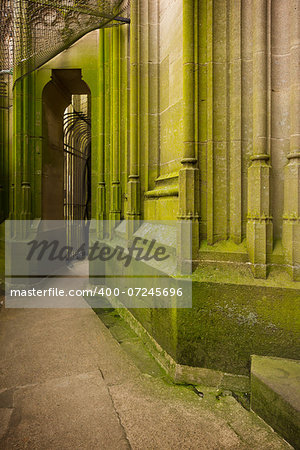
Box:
[63, 95, 91, 254]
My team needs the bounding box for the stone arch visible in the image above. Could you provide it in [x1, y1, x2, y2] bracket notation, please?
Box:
[42, 69, 91, 220]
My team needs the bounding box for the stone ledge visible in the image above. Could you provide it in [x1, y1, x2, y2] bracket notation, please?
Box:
[251, 355, 300, 449]
[117, 306, 250, 393]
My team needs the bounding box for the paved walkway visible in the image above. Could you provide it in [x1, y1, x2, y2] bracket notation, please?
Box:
[0, 304, 291, 449]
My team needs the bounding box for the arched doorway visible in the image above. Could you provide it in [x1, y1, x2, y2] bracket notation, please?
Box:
[42, 69, 91, 221]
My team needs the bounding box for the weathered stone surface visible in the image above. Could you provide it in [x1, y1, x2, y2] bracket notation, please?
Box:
[251, 355, 300, 449]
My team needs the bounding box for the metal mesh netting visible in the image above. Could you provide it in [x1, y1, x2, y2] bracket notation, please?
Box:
[0, 0, 129, 75]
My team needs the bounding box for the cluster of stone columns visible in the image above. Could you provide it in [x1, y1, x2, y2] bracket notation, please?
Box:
[95, 5, 139, 239]
[247, 0, 300, 279]
[2, 0, 33, 234]
[127, 0, 141, 236]
[95, 22, 129, 238]
[178, 0, 300, 280]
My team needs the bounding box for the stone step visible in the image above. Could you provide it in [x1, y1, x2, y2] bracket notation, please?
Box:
[251, 355, 300, 449]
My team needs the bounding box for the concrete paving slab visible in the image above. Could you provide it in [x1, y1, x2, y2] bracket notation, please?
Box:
[0, 408, 13, 440]
[0, 305, 293, 449]
[1, 371, 130, 449]
[0, 307, 141, 389]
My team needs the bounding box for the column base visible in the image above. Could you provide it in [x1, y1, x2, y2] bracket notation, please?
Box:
[126, 177, 141, 242]
[97, 183, 106, 238]
[282, 220, 300, 281]
[177, 165, 200, 274]
[247, 219, 273, 279]
[20, 183, 31, 231]
[176, 218, 199, 274]
[109, 182, 121, 236]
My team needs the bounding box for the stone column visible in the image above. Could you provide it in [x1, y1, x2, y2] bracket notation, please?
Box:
[20, 72, 31, 223]
[177, 0, 200, 272]
[127, 0, 141, 236]
[21, 0, 31, 224]
[148, 0, 159, 189]
[0, 75, 5, 221]
[0, 33, 5, 221]
[271, 0, 290, 240]
[12, 75, 22, 224]
[229, 0, 242, 244]
[206, 0, 214, 244]
[12, 0, 32, 230]
[246, 0, 272, 278]
[97, 29, 106, 237]
[109, 26, 121, 232]
[282, 0, 300, 280]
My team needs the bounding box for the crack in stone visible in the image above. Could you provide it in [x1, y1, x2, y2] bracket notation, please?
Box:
[98, 367, 132, 450]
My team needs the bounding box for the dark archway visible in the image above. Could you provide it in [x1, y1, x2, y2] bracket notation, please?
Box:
[42, 69, 91, 221]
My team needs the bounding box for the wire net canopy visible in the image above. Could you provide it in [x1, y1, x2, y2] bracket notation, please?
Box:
[0, 0, 129, 76]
